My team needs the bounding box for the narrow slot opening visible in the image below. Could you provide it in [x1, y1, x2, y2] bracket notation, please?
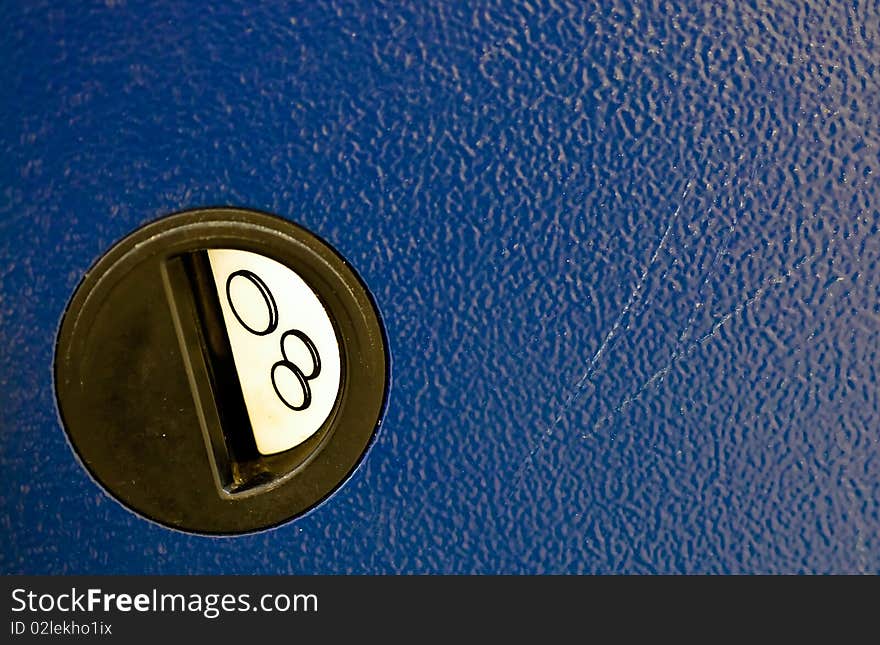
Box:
[179, 250, 275, 493]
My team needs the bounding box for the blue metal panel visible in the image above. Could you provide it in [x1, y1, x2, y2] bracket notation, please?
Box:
[1, 0, 878, 573]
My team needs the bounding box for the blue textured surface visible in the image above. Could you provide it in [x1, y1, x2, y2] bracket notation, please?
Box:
[1, 0, 879, 574]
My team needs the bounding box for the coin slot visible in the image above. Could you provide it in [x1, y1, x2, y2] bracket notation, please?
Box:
[55, 208, 388, 532]
[164, 250, 339, 498]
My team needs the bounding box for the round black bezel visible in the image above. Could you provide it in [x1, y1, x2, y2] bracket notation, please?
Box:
[54, 208, 389, 534]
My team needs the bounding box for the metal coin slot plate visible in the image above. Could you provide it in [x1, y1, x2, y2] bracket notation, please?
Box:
[55, 209, 388, 534]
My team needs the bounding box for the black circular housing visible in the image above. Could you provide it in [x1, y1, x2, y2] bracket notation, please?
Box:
[54, 208, 389, 534]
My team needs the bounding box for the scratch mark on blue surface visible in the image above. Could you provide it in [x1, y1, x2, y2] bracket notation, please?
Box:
[655, 156, 761, 387]
[506, 178, 693, 502]
[582, 233, 834, 440]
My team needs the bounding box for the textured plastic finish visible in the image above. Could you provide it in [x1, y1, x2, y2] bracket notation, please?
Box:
[1, 0, 878, 573]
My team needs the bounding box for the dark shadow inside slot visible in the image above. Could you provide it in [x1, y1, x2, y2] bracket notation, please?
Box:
[181, 250, 274, 493]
